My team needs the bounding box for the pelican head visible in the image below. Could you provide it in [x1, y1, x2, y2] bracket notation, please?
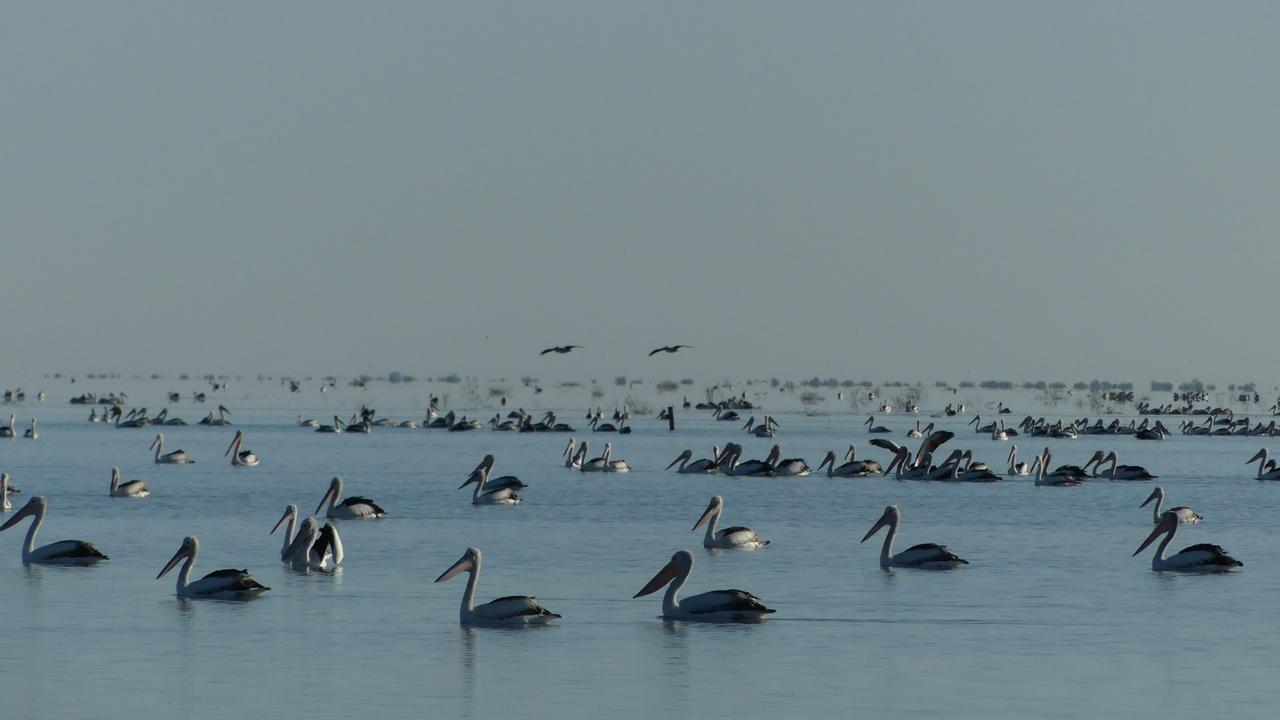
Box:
[818, 451, 837, 471]
[458, 467, 488, 490]
[271, 504, 299, 535]
[472, 454, 497, 476]
[150, 433, 165, 451]
[435, 547, 480, 583]
[1133, 511, 1180, 556]
[667, 449, 693, 470]
[861, 505, 901, 543]
[634, 550, 693, 598]
[1140, 487, 1165, 509]
[1248, 448, 1268, 465]
[0, 495, 45, 531]
[157, 536, 199, 579]
[691, 496, 724, 531]
[225, 430, 245, 457]
[315, 476, 344, 514]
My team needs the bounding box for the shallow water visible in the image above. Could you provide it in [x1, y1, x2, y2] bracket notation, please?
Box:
[1, 383, 1277, 719]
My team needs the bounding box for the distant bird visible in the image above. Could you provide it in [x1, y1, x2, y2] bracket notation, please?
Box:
[540, 345, 582, 355]
[649, 345, 693, 356]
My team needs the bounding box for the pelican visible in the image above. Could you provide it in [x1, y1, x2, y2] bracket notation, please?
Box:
[156, 536, 269, 599]
[23, 419, 36, 439]
[459, 466, 521, 505]
[1034, 449, 1083, 486]
[692, 496, 768, 550]
[0, 415, 15, 437]
[540, 345, 582, 355]
[817, 447, 881, 477]
[861, 505, 967, 569]
[1089, 451, 1155, 480]
[906, 420, 925, 438]
[718, 444, 773, 477]
[1140, 487, 1201, 525]
[150, 433, 194, 464]
[470, 455, 527, 492]
[602, 442, 631, 473]
[769, 446, 811, 477]
[1, 473, 10, 512]
[272, 506, 343, 570]
[0, 496, 108, 565]
[578, 441, 607, 472]
[297, 415, 320, 428]
[666, 448, 719, 474]
[435, 547, 560, 625]
[1133, 511, 1241, 572]
[564, 438, 583, 469]
[224, 430, 259, 467]
[109, 467, 150, 498]
[865, 416, 891, 433]
[315, 476, 386, 519]
[1007, 445, 1033, 476]
[649, 345, 693, 356]
[633, 549, 774, 622]
[1247, 449, 1280, 480]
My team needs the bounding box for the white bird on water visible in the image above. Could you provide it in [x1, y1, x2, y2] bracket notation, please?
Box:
[272, 505, 344, 570]
[0, 496, 109, 565]
[315, 476, 387, 519]
[109, 467, 150, 498]
[633, 549, 775, 622]
[150, 433, 194, 464]
[156, 536, 270, 599]
[1133, 511, 1241, 572]
[435, 547, 560, 625]
[225, 430, 260, 467]
[861, 505, 968, 570]
[691, 495, 769, 550]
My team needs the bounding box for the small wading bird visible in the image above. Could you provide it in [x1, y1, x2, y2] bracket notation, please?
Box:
[435, 547, 560, 625]
[156, 536, 270, 599]
[649, 345, 693, 356]
[634, 549, 775, 622]
[540, 345, 582, 355]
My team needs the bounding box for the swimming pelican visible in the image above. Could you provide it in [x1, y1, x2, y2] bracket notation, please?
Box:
[578, 441, 607, 472]
[768, 446, 810, 476]
[1133, 511, 1241, 572]
[564, 438, 583, 469]
[297, 415, 320, 428]
[1035, 449, 1082, 486]
[817, 447, 881, 477]
[109, 467, 150, 498]
[1087, 451, 1154, 480]
[459, 466, 521, 505]
[156, 536, 270, 599]
[692, 496, 768, 550]
[1246, 449, 1280, 480]
[861, 505, 967, 569]
[633, 549, 774, 622]
[224, 430, 260, 467]
[23, 419, 36, 439]
[1007, 446, 1033, 476]
[666, 448, 720, 474]
[469, 455, 527, 492]
[1140, 487, 1201, 525]
[0, 415, 14, 438]
[315, 476, 386, 519]
[0, 496, 108, 565]
[150, 433, 194, 464]
[1, 473, 10, 512]
[602, 443, 631, 473]
[272, 506, 344, 570]
[435, 547, 560, 625]
[865, 416, 891, 433]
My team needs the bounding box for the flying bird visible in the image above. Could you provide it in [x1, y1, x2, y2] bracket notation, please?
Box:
[649, 345, 693, 356]
[540, 345, 582, 355]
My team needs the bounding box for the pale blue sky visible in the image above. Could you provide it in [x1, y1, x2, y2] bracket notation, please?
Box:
[2, 2, 1276, 383]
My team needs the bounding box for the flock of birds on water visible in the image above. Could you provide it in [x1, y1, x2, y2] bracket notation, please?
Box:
[3, 380, 1277, 625]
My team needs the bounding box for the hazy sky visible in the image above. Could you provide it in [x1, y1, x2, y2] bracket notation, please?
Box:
[3, 2, 1278, 383]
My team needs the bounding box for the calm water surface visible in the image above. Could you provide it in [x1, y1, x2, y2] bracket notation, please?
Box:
[1, 383, 1277, 718]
